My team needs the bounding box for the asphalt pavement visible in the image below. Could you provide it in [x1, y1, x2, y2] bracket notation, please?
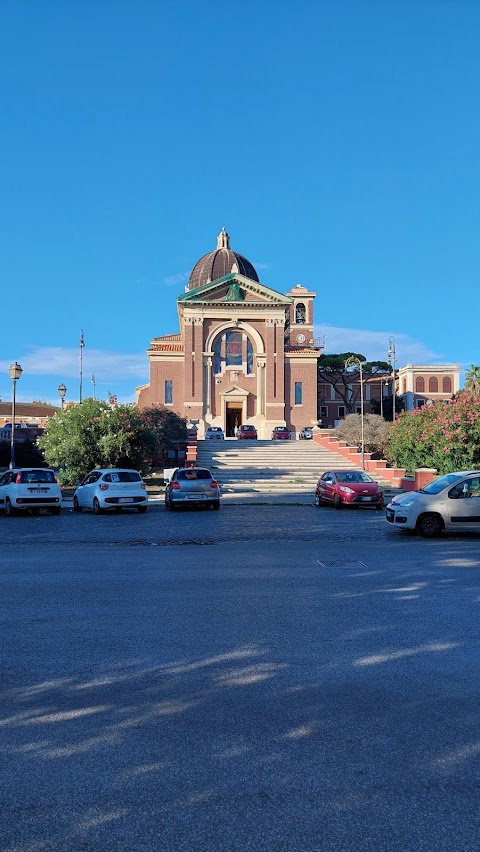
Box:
[1, 505, 480, 851]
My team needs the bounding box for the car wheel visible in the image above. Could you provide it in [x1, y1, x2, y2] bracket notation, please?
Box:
[416, 513, 443, 538]
[333, 494, 342, 510]
[213, 501, 220, 510]
[314, 493, 322, 507]
[50, 507, 61, 516]
[168, 500, 176, 512]
[375, 503, 384, 511]
[73, 496, 81, 513]
[137, 506, 147, 514]
[93, 497, 103, 515]
[5, 498, 16, 517]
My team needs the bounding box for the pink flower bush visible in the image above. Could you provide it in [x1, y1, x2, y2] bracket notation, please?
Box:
[386, 391, 480, 475]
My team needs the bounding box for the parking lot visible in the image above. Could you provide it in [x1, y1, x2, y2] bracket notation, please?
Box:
[2, 505, 480, 851]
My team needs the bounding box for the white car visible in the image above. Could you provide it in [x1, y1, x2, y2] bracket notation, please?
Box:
[0, 468, 62, 515]
[205, 427, 225, 440]
[73, 468, 148, 514]
[386, 470, 480, 537]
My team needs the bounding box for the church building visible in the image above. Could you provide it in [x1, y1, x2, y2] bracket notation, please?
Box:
[137, 229, 320, 438]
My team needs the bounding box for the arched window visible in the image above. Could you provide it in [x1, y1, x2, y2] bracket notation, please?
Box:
[415, 376, 425, 393]
[428, 377, 438, 393]
[402, 379, 407, 394]
[295, 303, 306, 324]
[212, 331, 255, 375]
[443, 376, 452, 394]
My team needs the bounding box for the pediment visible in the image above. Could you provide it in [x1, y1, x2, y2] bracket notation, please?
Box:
[178, 273, 292, 306]
[220, 384, 250, 398]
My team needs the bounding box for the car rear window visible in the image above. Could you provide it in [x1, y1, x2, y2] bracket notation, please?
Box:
[176, 469, 212, 481]
[18, 470, 56, 484]
[102, 471, 141, 483]
[336, 472, 373, 483]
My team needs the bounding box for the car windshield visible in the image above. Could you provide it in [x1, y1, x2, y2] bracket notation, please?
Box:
[102, 471, 141, 483]
[275, 428, 288, 432]
[208, 428, 222, 432]
[421, 473, 464, 494]
[176, 469, 212, 481]
[335, 472, 373, 483]
[242, 426, 255, 431]
[18, 470, 56, 484]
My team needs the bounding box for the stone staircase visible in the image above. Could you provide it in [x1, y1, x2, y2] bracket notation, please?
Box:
[196, 439, 393, 500]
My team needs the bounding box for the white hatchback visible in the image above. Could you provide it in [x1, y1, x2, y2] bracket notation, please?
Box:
[386, 470, 480, 537]
[0, 468, 62, 515]
[73, 468, 148, 514]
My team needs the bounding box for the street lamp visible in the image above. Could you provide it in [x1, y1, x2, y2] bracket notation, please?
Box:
[58, 383, 67, 409]
[387, 336, 397, 423]
[8, 362, 22, 469]
[345, 355, 365, 469]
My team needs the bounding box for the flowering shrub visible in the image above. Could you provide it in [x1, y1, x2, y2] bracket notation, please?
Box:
[385, 391, 480, 475]
[335, 414, 392, 456]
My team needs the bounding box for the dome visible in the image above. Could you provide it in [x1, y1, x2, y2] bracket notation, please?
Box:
[187, 228, 259, 290]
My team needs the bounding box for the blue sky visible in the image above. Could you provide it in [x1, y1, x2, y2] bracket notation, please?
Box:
[1, 0, 479, 405]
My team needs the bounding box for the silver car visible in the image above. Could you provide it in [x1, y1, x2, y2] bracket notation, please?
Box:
[165, 467, 220, 511]
[386, 470, 480, 537]
[205, 427, 225, 440]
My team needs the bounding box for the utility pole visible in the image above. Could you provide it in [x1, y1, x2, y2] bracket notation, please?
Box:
[79, 330, 85, 403]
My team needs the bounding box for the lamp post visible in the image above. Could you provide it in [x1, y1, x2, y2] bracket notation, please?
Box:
[387, 336, 397, 423]
[8, 362, 22, 469]
[91, 372, 96, 399]
[58, 383, 67, 410]
[345, 355, 365, 469]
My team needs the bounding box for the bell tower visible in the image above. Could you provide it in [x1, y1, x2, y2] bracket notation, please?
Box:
[286, 284, 316, 346]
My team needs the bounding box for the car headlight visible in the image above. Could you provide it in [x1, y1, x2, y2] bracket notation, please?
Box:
[339, 486, 354, 494]
[396, 498, 415, 508]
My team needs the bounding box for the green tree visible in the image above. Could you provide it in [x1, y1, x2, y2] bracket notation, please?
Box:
[318, 353, 391, 413]
[38, 399, 157, 483]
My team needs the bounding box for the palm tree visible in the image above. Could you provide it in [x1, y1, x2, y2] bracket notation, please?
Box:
[465, 364, 480, 394]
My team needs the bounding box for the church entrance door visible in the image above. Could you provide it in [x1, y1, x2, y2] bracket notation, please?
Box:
[225, 403, 242, 437]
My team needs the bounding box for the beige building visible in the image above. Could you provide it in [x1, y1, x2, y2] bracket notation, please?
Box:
[398, 363, 461, 409]
[137, 229, 321, 437]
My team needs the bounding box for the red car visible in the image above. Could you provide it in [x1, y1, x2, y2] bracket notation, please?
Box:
[237, 425, 257, 440]
[315, 470, 384, 509]
[272, 426, 290, 440]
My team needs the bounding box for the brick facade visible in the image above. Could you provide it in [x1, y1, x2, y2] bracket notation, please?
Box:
[136, 232, 320, 438]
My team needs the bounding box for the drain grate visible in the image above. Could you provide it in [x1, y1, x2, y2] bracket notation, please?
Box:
[110, 539, 216, 547]
[318, 559, 367, 568]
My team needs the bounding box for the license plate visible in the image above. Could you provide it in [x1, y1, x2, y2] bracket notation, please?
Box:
[28, 488, 48, 494]
[360, 496, 373, 501]
[118, 497, 135, 503]
[185, 494, 205, 500]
